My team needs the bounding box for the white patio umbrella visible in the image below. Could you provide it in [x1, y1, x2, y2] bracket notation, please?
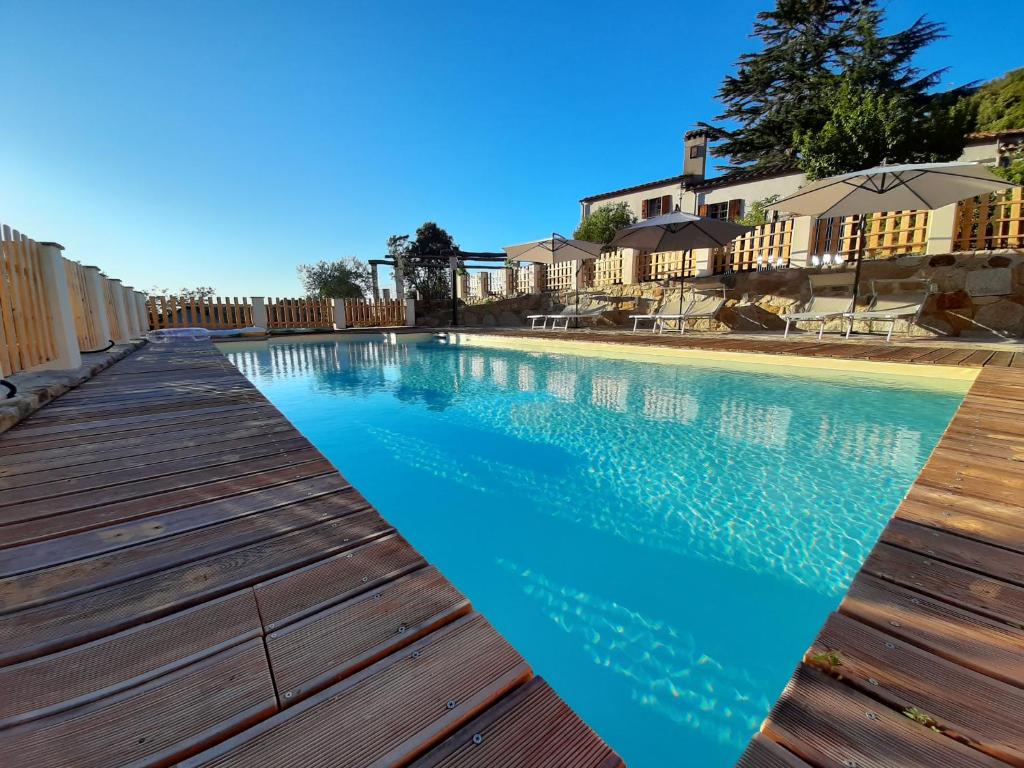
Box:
[503, 233, 603, 327]
[768, 162, 1020, 304]
[610, 211, 751, 316]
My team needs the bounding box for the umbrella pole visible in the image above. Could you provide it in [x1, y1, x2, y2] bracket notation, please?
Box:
[848, 215, 867, 336]
[574, 260, 580, 330]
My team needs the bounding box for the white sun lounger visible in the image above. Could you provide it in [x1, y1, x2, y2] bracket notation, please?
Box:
[783, 295, 855, 340]
[843, 281, 932, 342]
[528, 303, 608, 331]
[645, 290, 726, 335]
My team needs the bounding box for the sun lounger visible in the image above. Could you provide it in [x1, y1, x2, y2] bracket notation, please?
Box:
[782, 295, 854, 340]
[634, 290, 724, 335]
[843, 281, 932, 342]
[528, 303, 608, 331]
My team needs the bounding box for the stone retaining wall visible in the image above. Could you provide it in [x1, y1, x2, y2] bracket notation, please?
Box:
[422, 251, 1024, 338]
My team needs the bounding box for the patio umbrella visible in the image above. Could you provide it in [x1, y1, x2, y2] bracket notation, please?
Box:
[503, 233, 603, 327]
[609, 211, 751, 316]
[768, 162, 1020, 304]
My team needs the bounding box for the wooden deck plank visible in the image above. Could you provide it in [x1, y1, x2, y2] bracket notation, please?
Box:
[178, 614, 531, 768]
[809, 612, 1024, 765]
[267, 565, 471, 706]
[409, 676, 624, 768]
[735, 734, 813, 767]
[0, 510, 391, 664]
[0, 589, 261, 728]
[0, 639, 277, 768]
[839, 574, 1024, 687]
[762, 666, 1006, 768]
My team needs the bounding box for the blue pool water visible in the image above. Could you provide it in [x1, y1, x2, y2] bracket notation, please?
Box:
[223, 337, 965, 767]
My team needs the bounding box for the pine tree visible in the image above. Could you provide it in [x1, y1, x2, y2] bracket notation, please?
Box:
[705, 0, 951, 172]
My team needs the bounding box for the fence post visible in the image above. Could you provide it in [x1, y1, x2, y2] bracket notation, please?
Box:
[788, 216, 815, 268]
[692, 248, 713, 277]
[404, 297, 415, 327]
[251, 297, 268, 329]
[331, 299, 347, 330]
[620, 249, 639, 285]
[121, 286, 140, 337]
[83, 266, 113, 345]
[37, 242, 82, 370]
[926, 204, 958, 255]
[135, 292, 149, 332]
[108, 279, 131, 342]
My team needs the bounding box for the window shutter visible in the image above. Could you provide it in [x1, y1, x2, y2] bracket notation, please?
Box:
[641, 199, 649, 219]
[698, 204, 708, 217]
[728, 199, 742, 221]
[661, 195, 672, 215]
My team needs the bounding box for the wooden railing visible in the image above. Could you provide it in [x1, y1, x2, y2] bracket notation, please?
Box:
[638, 250, 696, 282]
[713, 219, 794, 273]
[266, 297, 333, 329]
[0, 226, 57, 374]
[954, 187, 1024, 251]
[343, 298, 405, 327]
[546, 260, 576, 292]
[147, 296, 254, 330]
[811, 210, 930, 260]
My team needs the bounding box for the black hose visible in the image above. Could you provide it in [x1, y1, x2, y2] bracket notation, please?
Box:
[1, 379, 15, 399]
[82, 339, 115, 354]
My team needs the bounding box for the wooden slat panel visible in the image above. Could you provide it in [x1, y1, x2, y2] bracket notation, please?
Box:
[735, 734, 813, 767]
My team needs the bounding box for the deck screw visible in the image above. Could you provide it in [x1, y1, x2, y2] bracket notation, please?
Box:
[446, 699, 457, 710]
[472, 734, 483, 745]
[270, 633, 278, 639]
[374, 593, 382, 600]
[284, 692, 293, 699]
[889, 620, 901, 627]
[412, 651, 421, 659]
[362, 576, 368, 583]
[865, 711, 878, 720]
[843, 761, 860, 768]
[398, 625, 406, 634]
[910, 598, 921, 605]
[885, 642, 896, 650]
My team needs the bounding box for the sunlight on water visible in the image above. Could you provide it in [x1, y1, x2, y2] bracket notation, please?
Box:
[224, 338, 965, 767]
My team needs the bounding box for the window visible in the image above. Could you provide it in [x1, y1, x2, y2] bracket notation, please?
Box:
[705, 202, 730, 220]
[642, 194, 674, 219]
[689, 145, 704, 159]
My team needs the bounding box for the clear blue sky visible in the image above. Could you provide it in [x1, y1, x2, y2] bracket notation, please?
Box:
[1, 0, 1017, 296]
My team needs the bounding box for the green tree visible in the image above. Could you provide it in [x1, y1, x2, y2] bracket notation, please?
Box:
[149, 285, 216, 300]
[969, 68, 1024, 132]
[796, 79, 974, 179]
[704, 0, 949, 171]
[297, 257, 370, 298]
[993, 151, 1024, 185]
[573, 202, 637, 244]
[389, 222, 460, 300]
[737, 195, 780, 226]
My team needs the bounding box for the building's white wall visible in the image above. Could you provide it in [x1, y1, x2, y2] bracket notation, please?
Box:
[581, 180, 685, 221]
[685, 174, 806, 218]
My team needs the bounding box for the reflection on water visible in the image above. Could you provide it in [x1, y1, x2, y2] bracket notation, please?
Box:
[224, 338, 964, 768]
[496, 558, 773, 749]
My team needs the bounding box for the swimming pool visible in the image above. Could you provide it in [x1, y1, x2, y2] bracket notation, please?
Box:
[223, 335, 967, 767]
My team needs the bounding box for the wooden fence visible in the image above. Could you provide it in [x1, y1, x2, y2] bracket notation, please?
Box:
[638, 250, 696, 282]
[954, 187, 1024, 251]
[343, 298, 405, 327]
[713, 218, 794, 273]
[147, 296, 254, 330]
[265, 297, 333, 329]
[0, 226, 57, 374]
[811, 210, 930, 260]
[593, 250, 624, 287]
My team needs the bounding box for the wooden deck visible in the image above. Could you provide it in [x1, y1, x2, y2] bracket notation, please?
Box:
[0, 342, 622, 767]
[480, 329, 1024, 767]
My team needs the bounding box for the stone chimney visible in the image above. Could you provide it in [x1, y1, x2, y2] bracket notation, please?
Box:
[683, 129, 709, 181]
